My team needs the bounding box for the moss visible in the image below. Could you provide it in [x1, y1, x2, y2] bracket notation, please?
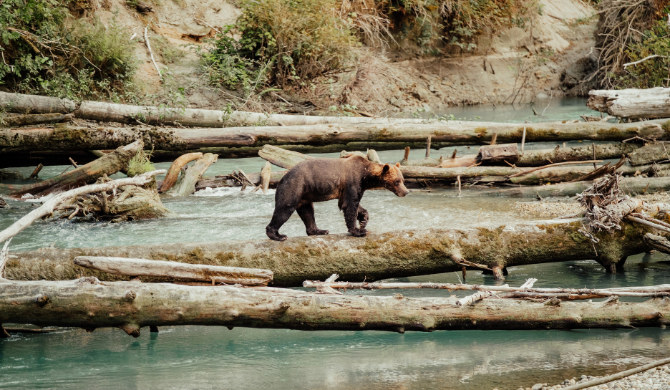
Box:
[474, 128, 487, 138]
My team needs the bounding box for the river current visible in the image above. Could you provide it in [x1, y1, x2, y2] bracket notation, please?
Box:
[3, 98, 670, 390]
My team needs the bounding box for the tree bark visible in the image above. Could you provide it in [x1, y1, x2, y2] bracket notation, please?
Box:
[166, 153, 217, 196]
[627, 144, 670, 166]
[195, 171, 286, 191]
[258, 145, 315, 169]
[73, 256, 273, 286]
[2, 120, 669, 152]
[1, 280, 670, 336]
[158, 152, 203, 193]
[587, 88, 670, 119]
[0, 91, 76, 114]
[479, 176, 670, 198]
[7, 216, 667, 286]
[9, 140, 143, 197]
[1, 113, 72, 127]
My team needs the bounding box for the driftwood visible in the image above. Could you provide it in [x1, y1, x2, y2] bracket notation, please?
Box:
[258, 145, 314, 169]
[0, 170, 166, 244]
[0, 113, 72, 127]
[479, 176, 670, 198]
[627, 143, 670, 166]
[557, 357, 670, 390]
[166, 153, 217, 197]
[74, 256, 273, 286]
[7, 213, 670, 286]
[3, 118, 670, 153]
[2, 280, 670, 337]
[254, 162, 272, 194]
[195, 171, 286, 191]
[158, 152, 203, 193]
[9, 140, 143, 197]
[587, 88, 670, 119]
[477, 143, 519, 164]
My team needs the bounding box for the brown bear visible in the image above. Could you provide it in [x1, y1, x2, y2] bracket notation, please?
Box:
[266, 156, 409, 241]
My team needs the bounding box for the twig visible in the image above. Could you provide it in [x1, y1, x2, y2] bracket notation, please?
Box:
[508, 160, 603, 178]
[521, 127, 526, 153]
[457, 290, 493, 306]
[144, 21, 162, 82]
[623, 54, 668, 68]
[425, 136, 431, 158]
[69, 157, 78, 169]
[457, 175, 461, 197]
[626, 215, 670, 234]
[28, 164, 43, 180]
[193, 17, 221, 34]
[592, 143, 596, 169]
[559, 356, 670, 390]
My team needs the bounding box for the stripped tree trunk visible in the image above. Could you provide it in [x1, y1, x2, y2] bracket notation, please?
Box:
[1, 280, 670, 336]
[166, 153, 217, 196]
[7, 215, 669, 286]
[2, 120, 669, 152]
[9, 140, 143, 197]
[587, 88, 670, 119]
[159, 152, 203, 193]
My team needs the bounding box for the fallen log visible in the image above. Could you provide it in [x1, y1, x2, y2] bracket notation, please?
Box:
[195, 171, 285, 191]
[158, 152, 203, 193]
[627, 143, 670, 166]
[0, 169, 166, 244]
[2, 280, 670, 336]
[73, 256, 273, 286]
[165, 153, 217, 197]
[9, 140, 143, 197]
[0, 92, 76, 114]
[7, 215, 668, 286]
[258, 145, 315, 169]
[3, 119, 670, 153]
[0, 113, 72, 127]
[587, 88, 670, 119]
[478, 176, 670, 198]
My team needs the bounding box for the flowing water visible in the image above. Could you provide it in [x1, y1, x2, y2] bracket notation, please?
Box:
[3, 98, 670, 390]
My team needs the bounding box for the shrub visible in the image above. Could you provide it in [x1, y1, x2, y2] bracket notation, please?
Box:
[234, 0, 358, 86]
[614, 13, 670, 88]
[0, 0, 137, 100]
[126, 150, 155, 177]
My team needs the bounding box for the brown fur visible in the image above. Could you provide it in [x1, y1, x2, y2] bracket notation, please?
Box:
[266, 156, 409, 241]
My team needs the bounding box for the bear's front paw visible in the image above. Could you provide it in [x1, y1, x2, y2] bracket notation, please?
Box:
[349, 228, 368, 237]
[307, 229, 329, 236]
[270, 234, 288, 241]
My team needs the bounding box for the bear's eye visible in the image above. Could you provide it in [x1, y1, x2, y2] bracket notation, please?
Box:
[394, 180, 400, 185]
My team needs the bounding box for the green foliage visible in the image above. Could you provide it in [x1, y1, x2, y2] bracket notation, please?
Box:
[615, 15, 670, 89]
[0, 0, 137, 100]
[127, 149, 155, 177]
[200, 25, 271, 93]
[222, 0, 358, 87]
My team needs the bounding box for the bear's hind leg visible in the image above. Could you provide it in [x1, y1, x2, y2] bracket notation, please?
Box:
[357, 205, 369, 232]
[266, 207, 296, 241]
[297, 203, 329, 236]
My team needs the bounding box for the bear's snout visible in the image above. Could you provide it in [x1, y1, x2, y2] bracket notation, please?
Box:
[395, 186, 410, 197]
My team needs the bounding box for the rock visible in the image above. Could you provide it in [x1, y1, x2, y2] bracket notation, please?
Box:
[531, 384, 543, 390]
[0, 197, 6, 208]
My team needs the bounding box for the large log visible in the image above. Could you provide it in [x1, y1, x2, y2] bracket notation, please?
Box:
[627, 143, 670, 166]
[2, 119, 669, 152]
[1, 280, 670, 336]
[6, 216, 667, 286]
[73, 256, 273, 286]
[165, 153, 217, 197]
[0, 92, 76, 114]
[1, 113, 71, 127]
[479, 176, 670, 198]
[587, 88, 670, 119]
[9, 140, 143, 197]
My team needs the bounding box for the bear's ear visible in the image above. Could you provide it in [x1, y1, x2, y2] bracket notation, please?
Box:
[382, 164, 390, 175]
[395, 162, 401, 168]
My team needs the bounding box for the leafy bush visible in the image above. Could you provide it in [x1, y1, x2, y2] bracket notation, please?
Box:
[127, 150, 155, 177]
[614, 14, 670, 88]
[0, 0, 137, 100]
[230, 0, 358, 86]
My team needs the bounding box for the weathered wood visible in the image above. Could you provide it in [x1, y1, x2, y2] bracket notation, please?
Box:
[627, 143, 670, 166]
[258, 162, 271, 194]
[559, 357, 670, 390]
[0, 91, 76, 114]
[28, 163, 43, 179]
[2, 280, 670, 335]
[477, 143, 518, 164]
[10, 140, 143, 197]
[587, 88, 670, 119]
[479, 176, 670, 198]
[0, 113, 70, 127]
[158, 152, 203, 193]
[73, 256, 273, 286]
[0, 170, 165, 245]
[7, 215, 668, 286]
[3, 120, 669, 152]
[166, 153, 217, 197]
[644, 233, 670, 254]
[195, 171, 286, 191]
[258, 145, 315, 169]
[517, 143, 639, 166]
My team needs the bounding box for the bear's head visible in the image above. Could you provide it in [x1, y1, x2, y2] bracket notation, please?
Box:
[382, 163, 409, 197]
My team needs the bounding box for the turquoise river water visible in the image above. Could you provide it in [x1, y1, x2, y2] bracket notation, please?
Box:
[3, 98, 670, 390]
